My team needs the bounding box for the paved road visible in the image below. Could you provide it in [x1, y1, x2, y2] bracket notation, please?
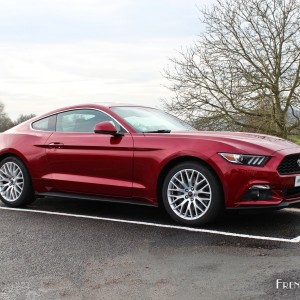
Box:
[0, 198, 299, 300]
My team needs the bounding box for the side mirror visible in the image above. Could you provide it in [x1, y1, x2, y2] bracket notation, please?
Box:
[94, 121, 123, 137]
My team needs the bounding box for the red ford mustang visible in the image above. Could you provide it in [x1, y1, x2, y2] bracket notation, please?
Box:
[1, 103, 300, 225]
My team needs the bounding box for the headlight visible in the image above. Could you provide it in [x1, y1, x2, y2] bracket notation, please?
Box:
[218, 153, 269, 166]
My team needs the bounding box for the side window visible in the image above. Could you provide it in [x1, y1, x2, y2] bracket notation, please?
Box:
[32, 115, 56, 131]
[56, 109, 121, 133]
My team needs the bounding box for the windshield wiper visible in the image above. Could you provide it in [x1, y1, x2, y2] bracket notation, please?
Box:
[143, 129, 171, 133]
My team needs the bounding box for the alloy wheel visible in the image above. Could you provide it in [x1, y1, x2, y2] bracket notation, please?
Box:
[167, 169, 212, 220]
[0, 162, 24, 202]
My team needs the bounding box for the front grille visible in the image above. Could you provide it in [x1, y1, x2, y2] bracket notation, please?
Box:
[277, 154, 300, 175]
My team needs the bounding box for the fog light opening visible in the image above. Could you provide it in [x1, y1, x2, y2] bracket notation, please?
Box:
[242, 185, 272, 200]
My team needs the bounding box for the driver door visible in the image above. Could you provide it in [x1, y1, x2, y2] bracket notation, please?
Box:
[45, 109, 133, 198]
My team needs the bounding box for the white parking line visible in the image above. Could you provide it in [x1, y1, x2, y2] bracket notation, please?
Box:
[284, 208, 300, 213]
[292, 235, 300, 243]
[0, 206, 299, 243]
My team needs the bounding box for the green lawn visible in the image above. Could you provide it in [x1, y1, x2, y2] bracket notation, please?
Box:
[289, 135, 300, 145]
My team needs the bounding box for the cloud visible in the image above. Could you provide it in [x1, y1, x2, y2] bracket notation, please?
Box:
[0, 0, 204, 42]
[0, 0, 211, 119]
[0, 0, 132, 18]
[0, 38, 194, 119]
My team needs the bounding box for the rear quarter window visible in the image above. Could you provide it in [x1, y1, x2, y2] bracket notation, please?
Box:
[32, 115, 56, 131]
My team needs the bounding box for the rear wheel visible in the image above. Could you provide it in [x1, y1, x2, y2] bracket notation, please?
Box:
[162, 162, 223, 226]
[0, 156, 35, 207]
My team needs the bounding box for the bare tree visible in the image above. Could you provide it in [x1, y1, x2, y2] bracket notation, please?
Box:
[0, 102, 13, 132]
[13, 114, 36, 126]
[164, 0, 300, 138]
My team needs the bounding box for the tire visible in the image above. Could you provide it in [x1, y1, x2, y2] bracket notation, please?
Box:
[162, 161, 223, 226]
[0, 156, 35, 207]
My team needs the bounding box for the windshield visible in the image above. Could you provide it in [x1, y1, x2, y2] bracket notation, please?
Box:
[110, 106, 196, 133]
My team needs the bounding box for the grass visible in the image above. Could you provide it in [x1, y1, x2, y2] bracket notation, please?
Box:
[288, 135, 300, 145]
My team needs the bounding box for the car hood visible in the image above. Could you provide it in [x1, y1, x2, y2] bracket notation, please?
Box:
[171, 131, 300, 154]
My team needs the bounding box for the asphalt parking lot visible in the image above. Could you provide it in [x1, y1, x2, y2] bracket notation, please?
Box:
[0, 198, 299, 300]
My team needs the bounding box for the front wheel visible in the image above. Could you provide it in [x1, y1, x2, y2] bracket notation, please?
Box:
[0, 156, 35, 207]
[162, 162, 223, 226]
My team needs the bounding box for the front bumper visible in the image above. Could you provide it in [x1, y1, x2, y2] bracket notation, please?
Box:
[228, 198, 300, 210]
[210, 147, 300, 208]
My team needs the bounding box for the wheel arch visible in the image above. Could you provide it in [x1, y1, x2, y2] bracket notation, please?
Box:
[156, 156, 225, 207]
[0, 151, 36, 206]
[0, 151, 31, 172]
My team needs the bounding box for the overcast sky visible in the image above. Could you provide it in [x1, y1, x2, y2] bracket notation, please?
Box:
[0, 0, 211, 119]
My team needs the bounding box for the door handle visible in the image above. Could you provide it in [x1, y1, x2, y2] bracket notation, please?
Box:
[48, 142, 64, 149]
